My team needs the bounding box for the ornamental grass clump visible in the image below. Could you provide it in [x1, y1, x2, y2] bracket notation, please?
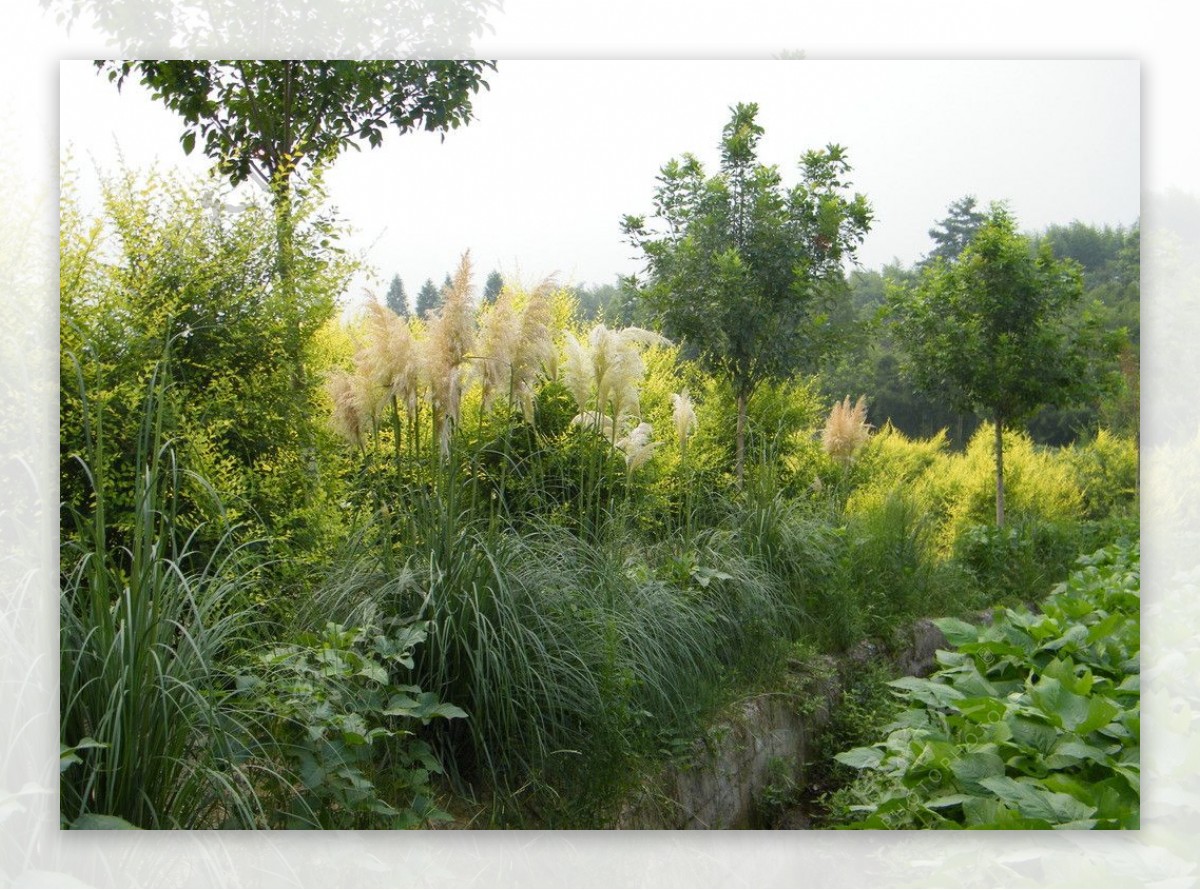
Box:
[474, 278, 559, 422]
[326, 368, 374, 450]
[671, 389, 697, 457]
[61, 354, 267, 829]
[822, 395, 872, 467]
[359, 299, 421, 421]
[424, 254, 478, 458]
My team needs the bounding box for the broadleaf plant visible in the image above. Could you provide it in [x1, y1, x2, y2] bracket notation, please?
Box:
[833, 540, 1139, 829]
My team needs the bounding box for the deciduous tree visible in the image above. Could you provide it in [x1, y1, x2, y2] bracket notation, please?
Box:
[623, 102, 872, 483]
[889, 205, 1120, 525]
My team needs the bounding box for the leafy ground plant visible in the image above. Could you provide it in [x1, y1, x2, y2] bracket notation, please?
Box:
[239, 617, 466, 829]
[832, 540, 1139, 829]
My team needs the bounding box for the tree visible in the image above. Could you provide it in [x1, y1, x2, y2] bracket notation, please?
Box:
[95, 60, 494, 464]
[623, 102, 872, 483]
[415, 278, 441, 319]
[924, 195, 986, 264]
[96, 61, 494, 202]
[482, 270, 504, 305]
[889, 205, 1120, 525]
[386, 273, 409, 317]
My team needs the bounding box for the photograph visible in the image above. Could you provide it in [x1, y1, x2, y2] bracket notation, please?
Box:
[58, 58, 1141, 834]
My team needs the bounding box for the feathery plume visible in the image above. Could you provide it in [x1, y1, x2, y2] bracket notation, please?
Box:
[562, 331, 593, 411]
[327, 369, 373, 449]
[424, 252, 477, 458]
[512, 280, 556, 422]
[475, 285, 521, 411]
[822, 395, 872, 467]
[359, 300, 419, 417]
[616, 421, 662, 472]
[570, 410, 616, 442]
[671, 389, 697, 454]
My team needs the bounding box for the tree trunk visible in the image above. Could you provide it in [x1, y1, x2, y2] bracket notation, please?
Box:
[735, 391, 748, 488]
[994, 414, 1006, 527]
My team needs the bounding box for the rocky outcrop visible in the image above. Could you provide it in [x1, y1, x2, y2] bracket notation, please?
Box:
[612, 617, 966, 830]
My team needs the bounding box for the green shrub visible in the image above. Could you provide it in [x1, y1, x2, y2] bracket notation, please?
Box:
[924, 423, 1083, 552]
[952, 518, 1082, 606]
[1068, 429, 1139, 520]
[236, 618, 464, 829]
[832, 540, 1140, 829]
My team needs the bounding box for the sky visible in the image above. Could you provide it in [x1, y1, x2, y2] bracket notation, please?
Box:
[59, 59, 1140, 301]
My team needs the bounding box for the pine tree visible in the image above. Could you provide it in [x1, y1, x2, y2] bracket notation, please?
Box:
[415, 278, 442, 319]
[386, 273, 409, 317]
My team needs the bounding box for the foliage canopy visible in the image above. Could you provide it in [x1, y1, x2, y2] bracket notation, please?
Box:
[888, 205, 1120, 523]
[96, 60, 494, 196]
[623, 102, 872, 481]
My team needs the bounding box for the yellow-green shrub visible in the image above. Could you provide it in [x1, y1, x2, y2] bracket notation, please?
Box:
[924, 423, 1083, 551]
[843, 424, 949, 519]
[1068, 429, 1139, 519]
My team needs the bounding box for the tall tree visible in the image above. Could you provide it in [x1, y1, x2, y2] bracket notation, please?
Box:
[96, 61, 494, 202]
[623, 102, 872, 483]
[482, 270, 504, 305]
[386, 273, 409, 317]
[415, 278, 441, 319]
[889, 205, 1120, 525]
[924, 195, 987, 264]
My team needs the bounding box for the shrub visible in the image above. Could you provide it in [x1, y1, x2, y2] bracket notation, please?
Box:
[832, 540, 1140, 830]
[951, 518, 1081, 605]
[236, 618, 464, 829]
[924, 423, 1083, 552]
[1068, 429, 1139, 520]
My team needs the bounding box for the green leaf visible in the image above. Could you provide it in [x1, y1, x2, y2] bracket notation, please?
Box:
[61, 737, 110, 773]
[953, 696, 1007, 724]
[1029, 676, 1089, 731]
[888, 676, 965, 709]
[69, 814, 141, 830]
[835, 746, 885, 770]
[1076, 696, 1120, 736]
[933, 617, 979, 647]
[949, 751, 1006, 795]
[926, 793, 978, 809]
[978, 776, 1095, 824]
[356, 661, 389, 685]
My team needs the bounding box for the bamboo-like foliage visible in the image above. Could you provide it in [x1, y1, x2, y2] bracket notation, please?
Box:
[60, 350, 267, 829]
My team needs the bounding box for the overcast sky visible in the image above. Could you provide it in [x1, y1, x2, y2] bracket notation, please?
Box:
[60, 59, 1139, 301]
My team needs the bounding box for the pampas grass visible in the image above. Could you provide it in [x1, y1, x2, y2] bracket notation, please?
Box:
[671, 389, 697, 455]
[327, 368, 373, 449]
[616, 421, 661, 472]
[822, 395, 872, 467]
